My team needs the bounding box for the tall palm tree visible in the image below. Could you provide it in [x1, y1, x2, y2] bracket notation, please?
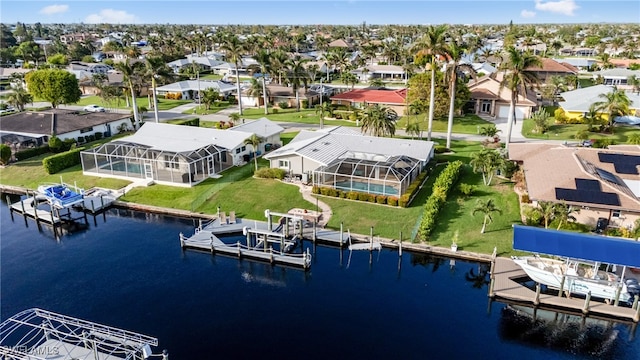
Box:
[285, 55, 310, 111]
[253, 49, 271, 114]
[360, 104, 397, 137]
[244, 134, 264, 172]
[472, 199, 502, 234]
[538, 201, 557, 229]
[444, 39, 476, 149]
[7, 87, 32, 112]
[498, 47, 542, 150]
[411, 25, 448, 141]
[594, 87, 631, 127]
[220, 35, 245, 115]
[114, 60, 143, 125]
[145, 56, 172, 123]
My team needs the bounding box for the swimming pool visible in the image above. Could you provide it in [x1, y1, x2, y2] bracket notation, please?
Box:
[101, 161, 143, 174]
[334, 180, 399, 195]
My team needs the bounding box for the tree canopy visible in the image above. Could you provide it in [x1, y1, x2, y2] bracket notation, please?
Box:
[25, 69, 81, 108]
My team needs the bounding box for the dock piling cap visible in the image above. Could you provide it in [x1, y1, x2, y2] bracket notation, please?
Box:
[243, 226, 248, 236]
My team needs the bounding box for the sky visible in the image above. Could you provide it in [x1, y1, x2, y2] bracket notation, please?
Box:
[1, 0, 639, 25]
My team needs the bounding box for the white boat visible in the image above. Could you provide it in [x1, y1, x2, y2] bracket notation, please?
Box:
[512, 256, 640, 303]
[37, 183, 84, 209]
[0, 308, 168, 360]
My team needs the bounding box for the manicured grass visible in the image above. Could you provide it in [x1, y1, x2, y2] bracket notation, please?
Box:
[199, 73, 223, 81]
[396, 114, 492, 134]
[522, 118, 638, 143]
[281, 131, 299, 145]
[73, 96, 191, 110]
[242, 107, 356, 127]
[181, 102, 231, 115]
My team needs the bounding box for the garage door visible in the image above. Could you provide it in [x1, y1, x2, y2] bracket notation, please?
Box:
[497, 105, 527, 120]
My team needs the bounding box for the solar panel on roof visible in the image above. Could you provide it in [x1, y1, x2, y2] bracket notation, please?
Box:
[598, 152, 640, 175]
[574, 178, 602, 191]
[595, 167, 624, 185]
[555, 188, 621, 206]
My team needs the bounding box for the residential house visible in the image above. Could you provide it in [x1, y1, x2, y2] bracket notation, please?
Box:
[330, 88, 407, 114]
[74, 70, 124, 95]
[0, 109, 132, 150]
[509, 143, 640, 230]
[68, 62, 112, 75]
[167, 56, 226, 74]
[558, 85, 640, 121]
[351, 65, 407, 83]
[59, 33, 94, 45]
[465, 75, 536, 120]
[80, 120, 284, 187]
[591, 69, 640, 89]
[525, 58, 578, 83]
[264, 126, 434, 196]
[155, 80, 236, 100]
[242, 84, 320, 109]
[552, 57, 598, 71]
[328, 39, 352, 50]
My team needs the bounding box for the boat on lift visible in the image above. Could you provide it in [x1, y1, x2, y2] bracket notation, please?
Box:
[37, 183, 84, 209]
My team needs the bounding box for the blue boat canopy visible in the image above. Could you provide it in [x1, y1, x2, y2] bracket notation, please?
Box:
[513, 225, 640, 268]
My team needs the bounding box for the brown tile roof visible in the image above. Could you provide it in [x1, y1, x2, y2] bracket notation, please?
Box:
[509, 143, 640, 212]
[330, 88, 407, 105]
[526, 58, 577, 74]
[470, 88, 498, 100]
[0, 109, 130, 136]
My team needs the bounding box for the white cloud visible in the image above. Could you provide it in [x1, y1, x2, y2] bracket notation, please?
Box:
[85, 9, 140, 24]
[534, 0, 579, 16]
[39, 4, 69, 15]
[521, 10, 536, 18]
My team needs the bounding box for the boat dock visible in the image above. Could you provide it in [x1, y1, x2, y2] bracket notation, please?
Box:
[180, 217, 312, 269]
[9, 196, 61, 224]
[490, 257, 640, 322]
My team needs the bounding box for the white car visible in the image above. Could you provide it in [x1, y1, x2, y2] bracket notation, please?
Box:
[83, 104, 105, 112]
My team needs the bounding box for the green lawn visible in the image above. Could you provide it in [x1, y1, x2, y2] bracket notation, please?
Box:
[73, 96, 191, 110]
[0, 135, 132, 190]
[242, 107, 356, 127]
[181, 102, 231, 115]
[281, 131, 299, 145]
[396, 114, 492, 134]
[199, 74, 223, 81]
[522, 118, 639, 143]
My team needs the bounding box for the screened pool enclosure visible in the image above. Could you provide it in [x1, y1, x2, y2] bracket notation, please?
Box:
[313, 155, 422, 196]
[81, 141, 232, 186]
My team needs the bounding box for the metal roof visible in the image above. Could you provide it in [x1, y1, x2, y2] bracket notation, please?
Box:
[559, 85, 640, 113]
[230, 117, 284, 138]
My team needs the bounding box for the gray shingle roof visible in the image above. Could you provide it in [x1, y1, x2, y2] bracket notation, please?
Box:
[559, 85, 640, 112]
[0, 109, 130, 136]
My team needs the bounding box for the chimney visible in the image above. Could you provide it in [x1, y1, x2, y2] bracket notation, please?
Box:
[51, 113, 57, 136]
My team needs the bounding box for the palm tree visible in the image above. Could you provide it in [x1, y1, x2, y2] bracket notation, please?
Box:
[405, 120, 421, 140]
[538, 201, 557, 229]
[472, 198, 502, 234]
[554, 202, 579, 230]
[220, 35, 245, 115]
[444, 39, 476, 149]
[340, 72, 358, 89]
[360, 104, 397, 137]
[594, 87, 631, 127]
[247, 78, 269, 106]
[627, 75, 640, 95]
[114, 60, 142, 125]
[201, 88, 219, 110]
[253, 49, 271, 114]
[411, 24, 448, 141]
[6, 87, 32, 112]
[580, 103, 602, 131]
[285, 55, 310, 111]
[244, 134, 264, 172]
[470, 149, 504, 185]
[145, 56, 172, 123]
[498, 47, 542, 150]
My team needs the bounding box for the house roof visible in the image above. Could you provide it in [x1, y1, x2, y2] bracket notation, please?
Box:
[558, 85, 640, 113]
[0, 109, 130, 137]
[509, 143, 640, 212]
[328, 39, 351, 48]
[330, 88, 407, 105]
[468, 76, 536, 106]
[116, 122, 254, 153]
[525, 58, 577, 74]
[591, 68, 640, 79]
[251, 84, 318, 98]
[0, 67, 31, 80]
[156, 80, 236, 94]
[354, 65, 405, 75]
[265, 126, 434, 166]
[230, 118, 284, 139]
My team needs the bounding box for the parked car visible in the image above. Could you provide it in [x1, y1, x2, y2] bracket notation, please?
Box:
[83, 104, 105, 112]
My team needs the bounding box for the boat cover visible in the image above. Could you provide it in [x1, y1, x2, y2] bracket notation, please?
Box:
[513, 224, 640, 268]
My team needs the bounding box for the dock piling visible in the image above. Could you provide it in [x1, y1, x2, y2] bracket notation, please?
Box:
[633, 295, 639, 311]
[614, 284, 622, 307]
[534, 283, 541, 306]
[398, 232, 403, 257]
[583, 291, 592, 314]
[558, 275, 566, 298]
[6, 195, 15, 221]
[635, 302, 640, 323]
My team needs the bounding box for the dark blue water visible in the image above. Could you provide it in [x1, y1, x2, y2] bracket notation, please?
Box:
[2, 204, 639, 360]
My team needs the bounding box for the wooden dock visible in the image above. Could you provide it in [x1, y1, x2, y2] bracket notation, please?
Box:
[180, 217, 312, 269]
[490, 257, 640, 322]
[9, 197, 61, 224]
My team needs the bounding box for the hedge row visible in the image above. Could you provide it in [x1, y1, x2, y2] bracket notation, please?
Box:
[43, 148, 85, 174]
[255, 168, 286, 179]
[15, 145, 50, 161]
[417, 161, 464, 240]
[311, 186, 400, 206]
[402, 169, 430, 206]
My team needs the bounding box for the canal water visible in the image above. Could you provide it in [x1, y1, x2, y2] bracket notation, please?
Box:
[1, 205, 639, 359]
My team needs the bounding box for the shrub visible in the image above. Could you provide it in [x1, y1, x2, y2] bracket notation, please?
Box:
[77, 137, 85, 144]
[278, 101, 289, 109]
[15, 145, 50, 161]
[347, 191, 359, 200]
[272, 108, 279, 114]
[523, 207, 543, 226]
[387, 196, 398, 206]
[521, 194, 530, 203]
[254, 168, 286, 179]
[458, 183, 476, 197]
[312, 186, 321, 194]
[366, 194, 376, 203]
[42, 148, 84, 174]
[554, 108, 568, 123]
[301, 99, 308, 109]
[339, 190, 347, 198]
[48, 136, 64, 153]
[320, 187, 330, 196]
[62, 138, 76, 151]
[417, 161, 463, 240]
[592, 139, 615, 148]
[575, 129, 590, 140]
[0, 144, 11, 165]
[434, 145, 448, 154]
[169, 118, 200, 127]
[398, 194, 410, 208]
[357, 192, 369, 201]
[376, 195, 387, 204]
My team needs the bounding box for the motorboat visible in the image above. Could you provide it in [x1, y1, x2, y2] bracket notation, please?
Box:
[0, 308, 167, 360]
[512, 255, 640, 303]
[37, 183, 84, 209]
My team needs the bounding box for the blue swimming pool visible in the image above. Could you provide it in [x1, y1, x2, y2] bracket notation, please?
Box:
[335, 180, 399, 195]
[101, 161, 143, 174]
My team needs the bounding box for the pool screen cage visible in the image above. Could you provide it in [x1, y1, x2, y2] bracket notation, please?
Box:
[81, 141, 227, 186]
[313, 155, 422, 196]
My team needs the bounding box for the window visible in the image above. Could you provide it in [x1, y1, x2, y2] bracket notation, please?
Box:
[164, 155, 179, 169]
[221, 151, 227, 162]
[241, 146, 246, 152]
[80, 127, 94, 134]
[278, 160, 289, 168]
[612, 210, 621, 218]
[235, 148, 241, 154]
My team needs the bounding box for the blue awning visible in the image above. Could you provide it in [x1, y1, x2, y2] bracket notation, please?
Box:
[513, 225, 640, 268]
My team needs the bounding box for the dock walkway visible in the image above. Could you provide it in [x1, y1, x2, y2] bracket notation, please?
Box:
[9, 197, 60, 224]
[491, 257, 640, 322]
